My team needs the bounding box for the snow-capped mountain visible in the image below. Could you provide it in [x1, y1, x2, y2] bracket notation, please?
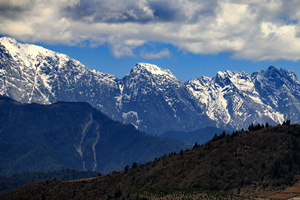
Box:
[0, 37, 120, 119]
[1, 37, 299, 134]
[185, 69, 289, 129]
[252, 66, 300, 123]
[116, 63, 214, 134]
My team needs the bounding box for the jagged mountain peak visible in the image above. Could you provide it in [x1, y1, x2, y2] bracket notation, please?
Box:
[0, 36, 73, 69]
[254, 65, 295, 77]
[130, 62, 175, 78]
[213, 70, 253, 92]
[252, 66, 300, 91]
[0, 37, 119, 108]
[185, 67, 294, 129]
[0, 37, 56, 58]
[0, 36, 18, 45]
[215, 70, 249, 79]
[122, 62, 182, 91]
[258, 66, 299, 82]
[267, 65, 279, 71]
[265, 65, 295, 75]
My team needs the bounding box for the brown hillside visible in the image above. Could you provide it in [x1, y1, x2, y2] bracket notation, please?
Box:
[1, 124, 300, 199]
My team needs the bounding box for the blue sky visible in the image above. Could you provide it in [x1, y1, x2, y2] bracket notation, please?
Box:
[1, 0, 300, 81]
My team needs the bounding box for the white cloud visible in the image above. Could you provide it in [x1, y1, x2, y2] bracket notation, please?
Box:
[140, 48, 171, 59]
[1, 0, 300, 61]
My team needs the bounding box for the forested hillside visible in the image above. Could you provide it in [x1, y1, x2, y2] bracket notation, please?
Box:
[2, 123, 300, 199]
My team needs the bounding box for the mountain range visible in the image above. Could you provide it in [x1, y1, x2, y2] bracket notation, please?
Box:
[0, 95, 187, 176]
[1, 37, 300, 135]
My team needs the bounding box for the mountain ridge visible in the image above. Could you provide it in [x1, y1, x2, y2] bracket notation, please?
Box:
[0, 95, 188, 176]
[1, 37, 300, 135]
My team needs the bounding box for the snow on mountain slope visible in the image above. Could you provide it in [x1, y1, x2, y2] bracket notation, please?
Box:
[185, 70, 285, 129]
[0, 37, 299, 134]
[0, 37, 120, 118]
[116, 63, 214, 134]
[0, 38, 212, 134]
[252, 66, 300, 123]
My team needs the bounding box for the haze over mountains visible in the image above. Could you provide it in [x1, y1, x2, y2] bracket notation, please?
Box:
[1, 37, 300, 135]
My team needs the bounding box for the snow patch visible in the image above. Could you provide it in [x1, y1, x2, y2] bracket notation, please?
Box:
[76, 114, 93, 171]
[115, 84, 124, 110]
[92, 124, 100, 171]
[122, 111, 142, 129]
